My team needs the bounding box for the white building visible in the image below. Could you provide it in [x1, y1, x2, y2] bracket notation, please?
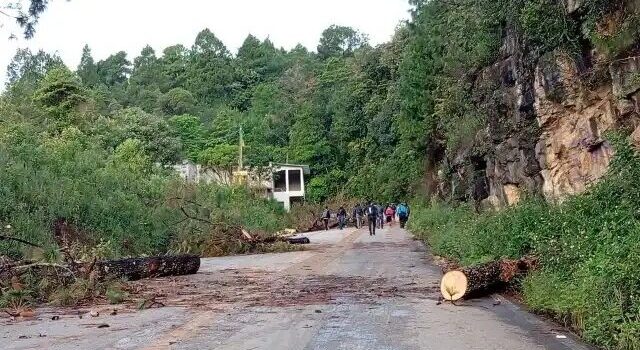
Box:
[173, 161, 310, 211]
[270, 163, 310, 211]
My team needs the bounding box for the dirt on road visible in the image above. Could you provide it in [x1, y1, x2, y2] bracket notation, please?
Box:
[1, 226, 592, 350]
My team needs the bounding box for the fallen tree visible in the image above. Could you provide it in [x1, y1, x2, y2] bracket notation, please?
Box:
[440, 256, 537, 301]
[241, 229, 310, 245]
[85, 255, 201, 281]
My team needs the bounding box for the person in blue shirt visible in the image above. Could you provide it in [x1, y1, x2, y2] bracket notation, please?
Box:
[397, 203, 410, 229]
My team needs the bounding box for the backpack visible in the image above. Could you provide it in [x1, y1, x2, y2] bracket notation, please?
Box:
[397, 205, 408, 216]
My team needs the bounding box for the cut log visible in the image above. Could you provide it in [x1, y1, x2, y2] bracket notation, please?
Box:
[89, 255, 200, 281]
[440, 257, 537, 300]
[287, 237, 310, 245]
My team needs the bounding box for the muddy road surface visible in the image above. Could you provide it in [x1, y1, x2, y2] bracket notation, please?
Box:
[2, 226, 591, 350]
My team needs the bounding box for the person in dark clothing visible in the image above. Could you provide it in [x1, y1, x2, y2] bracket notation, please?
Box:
[321, 207, 331, 231]
[376, 203, 385, 229]
[365, 202, 378, 236]
[353, 204, 364, 229]
[337, 206, 347, 230]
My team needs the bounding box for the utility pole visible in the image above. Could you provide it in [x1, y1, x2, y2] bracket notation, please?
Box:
[238, 125, 244, 171]
[233, 125, 248, 186]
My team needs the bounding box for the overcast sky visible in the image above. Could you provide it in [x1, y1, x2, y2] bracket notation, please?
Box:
[0, 0, 412, 86]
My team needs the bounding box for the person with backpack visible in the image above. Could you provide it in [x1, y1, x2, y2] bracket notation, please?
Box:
[337, 206, 347, 230]
[321, 206, 331, 231]
[353, 204, 364, 229]
[365, 202, 378, 236]
[397, 202, 410, 229]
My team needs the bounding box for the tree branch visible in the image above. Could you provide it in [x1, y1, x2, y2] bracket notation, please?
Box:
[0, 235, 42, 248]
[180, 207, 213, 225]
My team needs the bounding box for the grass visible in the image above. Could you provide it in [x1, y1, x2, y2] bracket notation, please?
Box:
[409, 134, 640, 350]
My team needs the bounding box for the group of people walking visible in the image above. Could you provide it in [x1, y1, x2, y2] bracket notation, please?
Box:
[321, 202, 411, 236]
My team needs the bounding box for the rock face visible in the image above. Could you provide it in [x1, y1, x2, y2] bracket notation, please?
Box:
[435, 23, 640, 208]
[534, 51, 617, 201]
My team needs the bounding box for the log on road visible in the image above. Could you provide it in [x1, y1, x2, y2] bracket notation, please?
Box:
[287, 237, 310, 244]
[90, 255, 201, 281]
[440, 257, 537, 301]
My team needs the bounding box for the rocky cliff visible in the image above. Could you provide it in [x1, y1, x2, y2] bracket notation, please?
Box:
[438, 1, 640, 208]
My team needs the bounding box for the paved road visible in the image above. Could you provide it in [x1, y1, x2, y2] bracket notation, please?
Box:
[2, 226, 591, 350]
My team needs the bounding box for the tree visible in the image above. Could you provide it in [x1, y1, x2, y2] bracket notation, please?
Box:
[169, 114, 205, 161]
[191, 28, 229, 57]
[208, 106, 242, 145]
[159, 87, 196, 116]
[94, 107, 182, 164]
[159, 44, 189, 90]
[130, 45, 163, 88]
[288, 107, 332, 172]
[6, 48, 63, 91]
[77, 45, 99, 87]
[186, 29, 234, 108]
[1, 0, 50, 38]
[317, 25, 369, 59]
[33, 67, 88, 126]
[128, 45, 164, 111]
[96, 51, 131, 86]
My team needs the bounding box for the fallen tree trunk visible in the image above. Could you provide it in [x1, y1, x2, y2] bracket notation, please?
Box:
[88, 255, 200, 281]
[287, 237, 310, 244]
[241, 228, 310, 245]
[440, 257, 537, 301]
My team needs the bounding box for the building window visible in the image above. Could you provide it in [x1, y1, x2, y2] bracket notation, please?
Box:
[274, 170, 287, 192]
[289, 169, 302, 191]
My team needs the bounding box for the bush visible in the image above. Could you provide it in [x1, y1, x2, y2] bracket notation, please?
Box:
[409, 134, 640, 349]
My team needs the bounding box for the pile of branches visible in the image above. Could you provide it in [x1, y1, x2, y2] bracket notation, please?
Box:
[167, 196, 309, 257]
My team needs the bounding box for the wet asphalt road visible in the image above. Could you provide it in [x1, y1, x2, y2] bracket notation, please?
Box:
[2, 225, 592, 350]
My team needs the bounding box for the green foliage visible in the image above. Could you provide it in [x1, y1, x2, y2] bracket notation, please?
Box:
[159, 87, 196, 116]
[580, 0, 640, 57]
[0, 122, 176, 259]
[2, 0, 50, 38]
[96, 51, 131, 87]
[199, 144, 238, 170]
[93, 107, 182, 164]
[317, 25, 369, 59]
[409, 135, 640, 349]
[169, 114, 205, 161]
[33, 67, 89, 126]
[518, 0, 579, 52]
[77, 45, 99, 87]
